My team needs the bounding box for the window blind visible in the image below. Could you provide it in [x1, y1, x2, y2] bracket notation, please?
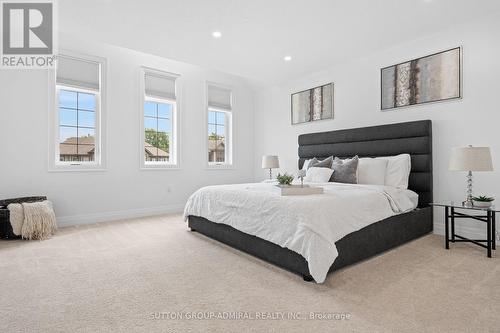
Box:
[56, 55, 100, 91]
[144, 72, 177, 100]
[207, 84, 232, 111]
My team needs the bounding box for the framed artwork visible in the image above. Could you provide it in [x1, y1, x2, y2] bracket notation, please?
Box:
[291, 83, 334, 124]
[381, 47, 461, 110]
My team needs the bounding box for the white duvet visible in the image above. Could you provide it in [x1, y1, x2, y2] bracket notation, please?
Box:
[183, 182, 418, 283]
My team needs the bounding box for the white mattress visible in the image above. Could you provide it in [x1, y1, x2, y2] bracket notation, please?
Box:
[184, 181, 418, 283]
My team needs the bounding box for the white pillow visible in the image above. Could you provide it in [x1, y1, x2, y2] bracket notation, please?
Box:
[357, 158, 388, 185]
[376, 154, 411, 189]
[305, 167, 334, 183]
[302, 159, 311, 170]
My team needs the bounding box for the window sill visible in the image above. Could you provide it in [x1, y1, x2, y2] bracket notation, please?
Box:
[205, 164, 235, 170]
[140, 165, 180, 171]
[48, 167, 107, 173]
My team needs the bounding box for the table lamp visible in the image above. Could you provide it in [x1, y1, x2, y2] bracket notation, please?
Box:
[449, 145, 493, 206]
[262, 155, 279, 179]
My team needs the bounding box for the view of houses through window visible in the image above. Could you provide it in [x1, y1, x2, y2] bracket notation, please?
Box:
[57, 70, 233, 167]
[144, 100, 173, 163]
[58, 89, 97, 162]
[208, 109, 226, 163]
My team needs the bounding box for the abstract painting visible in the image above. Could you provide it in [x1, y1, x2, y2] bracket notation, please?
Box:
[381, 47, 461, 110]
[291, 83, 334, 124]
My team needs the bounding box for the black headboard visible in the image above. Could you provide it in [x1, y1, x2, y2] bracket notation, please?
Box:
[298, 120, 433, 208]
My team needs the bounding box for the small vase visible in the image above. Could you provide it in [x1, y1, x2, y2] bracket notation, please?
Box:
[473, 200, 493, 208]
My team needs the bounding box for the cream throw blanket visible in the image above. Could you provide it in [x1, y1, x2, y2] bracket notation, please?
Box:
[8, 201, 57, 240]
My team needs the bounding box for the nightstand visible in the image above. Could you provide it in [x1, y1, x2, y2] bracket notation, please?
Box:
[431, 202, 497, 257]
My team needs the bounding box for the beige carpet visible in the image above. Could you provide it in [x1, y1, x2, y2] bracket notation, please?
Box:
[0, 214, 499, 333]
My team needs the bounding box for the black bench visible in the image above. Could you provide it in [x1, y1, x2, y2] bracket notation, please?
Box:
[0, 196, 47, 239]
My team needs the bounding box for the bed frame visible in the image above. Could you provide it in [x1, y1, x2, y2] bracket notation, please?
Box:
[188, 120, 433, 282]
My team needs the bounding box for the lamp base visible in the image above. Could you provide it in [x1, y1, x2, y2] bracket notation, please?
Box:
[464, 170, 473, 207]
[463, 200, 473, 208]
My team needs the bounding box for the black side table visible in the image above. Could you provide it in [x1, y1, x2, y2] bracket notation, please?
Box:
[431, 202, 497, 258]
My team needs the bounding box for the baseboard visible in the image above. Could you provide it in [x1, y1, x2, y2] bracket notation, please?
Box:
[56, 203, 185, 228]
[57, 206, 499, 245]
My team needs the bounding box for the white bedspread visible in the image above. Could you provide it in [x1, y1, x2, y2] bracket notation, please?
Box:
[183, 182, 418, 283]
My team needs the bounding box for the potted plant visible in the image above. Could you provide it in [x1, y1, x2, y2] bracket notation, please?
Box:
[472, 195, 495, 208]
[276, 173, 294, 187]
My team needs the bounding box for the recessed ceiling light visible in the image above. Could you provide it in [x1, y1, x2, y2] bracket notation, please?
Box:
[284, 56, 292, 62]
[212, 31, 222, 38]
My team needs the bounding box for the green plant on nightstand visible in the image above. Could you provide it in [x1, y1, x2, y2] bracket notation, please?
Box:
[276, 173, 294, 186]
[472, 195, 495, 208]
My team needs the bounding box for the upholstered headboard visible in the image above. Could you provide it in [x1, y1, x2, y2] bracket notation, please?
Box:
[298, 120, 433, 208]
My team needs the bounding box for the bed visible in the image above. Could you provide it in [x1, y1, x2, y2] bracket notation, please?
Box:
[186, 120, 433, 282]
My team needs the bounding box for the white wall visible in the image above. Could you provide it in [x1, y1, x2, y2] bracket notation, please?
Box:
[0, 34, 255, 226]
[253, 13, 500, 238]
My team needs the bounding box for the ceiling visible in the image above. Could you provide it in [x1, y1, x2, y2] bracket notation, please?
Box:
[58, 0, 500, 86]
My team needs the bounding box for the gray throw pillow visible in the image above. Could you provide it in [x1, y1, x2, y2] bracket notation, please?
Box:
[330, 156, 359, 183]
[308, 156, 333, 169]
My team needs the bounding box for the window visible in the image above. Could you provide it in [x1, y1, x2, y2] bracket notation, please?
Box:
[141, 68, 179, 168]
[208, 109, 228, 163]
[144, 100, 174, 163]
[50, 53, 105, 170]
[207, 83, 232, 166]
[58, 89, 97, 162]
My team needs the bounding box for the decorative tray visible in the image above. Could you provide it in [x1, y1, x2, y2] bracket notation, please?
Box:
[274, 185, 323, 196]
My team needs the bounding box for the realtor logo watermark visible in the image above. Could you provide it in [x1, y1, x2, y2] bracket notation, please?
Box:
[1, 0, 55, 68]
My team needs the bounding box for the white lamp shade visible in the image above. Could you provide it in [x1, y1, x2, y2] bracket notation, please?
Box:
[262, 155, 279, 169]
[449, 146, 493, 171]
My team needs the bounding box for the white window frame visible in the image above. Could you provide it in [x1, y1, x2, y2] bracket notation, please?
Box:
[139, 67, 180, 169]
[48, 51, 107, 172]
[205, 82, 233, 169]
